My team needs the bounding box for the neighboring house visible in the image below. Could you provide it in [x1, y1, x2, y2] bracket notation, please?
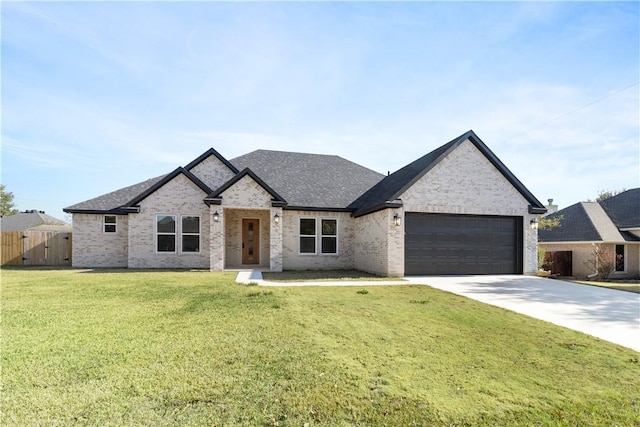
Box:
[539, 188, 640, 279]
[64, 130, 545, 276]
[1, 210, 71, 232]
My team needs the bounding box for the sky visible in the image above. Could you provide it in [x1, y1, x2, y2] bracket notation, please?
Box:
[2, 1, 638, 220]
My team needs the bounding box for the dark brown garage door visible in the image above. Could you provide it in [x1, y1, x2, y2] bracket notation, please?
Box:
[405, 213, 523, 275]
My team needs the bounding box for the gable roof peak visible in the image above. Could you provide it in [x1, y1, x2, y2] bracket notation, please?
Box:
[184, 147, 239, 174]
[350, 130, 545, 216]
[125, 167, 213, 207]
[207, 167, 287, 207]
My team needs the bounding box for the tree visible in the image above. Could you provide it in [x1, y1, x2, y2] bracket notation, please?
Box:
[587, 188, 626, 202]
[539, 215, 562, 230]
[584, 245, 616, 280]
[537, 214, 563, 271]
[0, 185, 19, 217]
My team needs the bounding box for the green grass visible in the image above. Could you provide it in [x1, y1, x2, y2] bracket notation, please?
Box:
[571, 279, 640, 294]
[262, 269, 404, 282]
[2, 268, 639, 426]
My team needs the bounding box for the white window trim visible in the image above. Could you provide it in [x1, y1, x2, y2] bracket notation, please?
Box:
[156, 214, 177, 253]
[614, 244, 626, 273]
[299, 217, 317, 255]
[320, 218, 339, 256]
[181, 215, 201, 254]
[103, 215, 117, 234]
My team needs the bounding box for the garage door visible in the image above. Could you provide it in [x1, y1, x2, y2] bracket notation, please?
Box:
[405, 213, 523, 275]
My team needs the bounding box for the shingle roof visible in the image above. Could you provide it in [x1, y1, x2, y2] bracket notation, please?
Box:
[231, 150, 384, 209]
[538, 203, 601, 242]
[64, 130, 547, 215]
[349, 130, 546, 216]
[599, 188, 640, 229]
[1, 210, 70, 231]
[64, 175, 167, 213]
[539, 189, 640, 243]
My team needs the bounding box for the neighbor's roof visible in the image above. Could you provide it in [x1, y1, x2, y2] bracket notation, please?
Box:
[599, 188, 640, 229]
[231, 150, 384, 209]
[349, 130, 546, 217]
[1, 210, 70, 231]
[539, 189, 640, 243]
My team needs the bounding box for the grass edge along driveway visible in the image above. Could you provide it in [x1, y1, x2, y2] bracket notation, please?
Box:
[2, 268, 639, 426]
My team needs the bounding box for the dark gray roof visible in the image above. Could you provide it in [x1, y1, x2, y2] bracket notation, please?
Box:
[350, 130, 546, 216]
[538, 203, 601, 242]
[1, 210, 69, 231]
[231, 150, 384, 209]
[600, 188, 640, 229]
[64, 175, 166, 213]
[539, 189, 640, 243]
[64, 130, 546, 215]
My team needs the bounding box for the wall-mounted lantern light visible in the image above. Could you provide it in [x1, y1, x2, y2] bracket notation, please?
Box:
[213, 210, 220, 222]
[393, 212, 402, 227]
[530, 218, 538, 230]
[274, 213, 280, 224]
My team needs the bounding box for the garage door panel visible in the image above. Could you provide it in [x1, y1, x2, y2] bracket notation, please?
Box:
[405, 213, 523, 275]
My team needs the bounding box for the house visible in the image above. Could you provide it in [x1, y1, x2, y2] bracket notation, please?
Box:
[63, 130, 545, 276]
[1, 210, 71, 232]
[539, 189, 640, 279]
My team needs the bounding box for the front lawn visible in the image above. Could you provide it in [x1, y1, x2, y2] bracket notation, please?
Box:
[2, 268, 638, 426]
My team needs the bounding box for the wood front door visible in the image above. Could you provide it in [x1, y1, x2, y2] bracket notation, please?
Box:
[242, 219, 260, 265]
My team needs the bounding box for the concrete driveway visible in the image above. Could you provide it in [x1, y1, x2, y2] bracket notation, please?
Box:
[406, 275, 640, 352]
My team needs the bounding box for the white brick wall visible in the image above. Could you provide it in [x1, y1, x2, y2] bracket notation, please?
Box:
[282, 210, 355, 270]
[71, 214, 128, 267]
[399, 139, 538, 275]
[128, 174, 210, 269]
[354, 209, 404, 277]
[189, 155, 236, 191]
[219, 175, 273, 208]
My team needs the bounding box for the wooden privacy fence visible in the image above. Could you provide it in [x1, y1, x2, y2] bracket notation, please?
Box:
[1, 231, 72, 266]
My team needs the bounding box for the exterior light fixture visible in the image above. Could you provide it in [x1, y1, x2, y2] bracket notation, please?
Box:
[393, 212, 402, 227]
[530, 218, 538, 230]
[213, 210, 220, 222]
[274, 213, 280, 224]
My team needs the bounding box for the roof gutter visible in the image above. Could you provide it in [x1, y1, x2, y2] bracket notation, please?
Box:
[351, 200, 403, 218]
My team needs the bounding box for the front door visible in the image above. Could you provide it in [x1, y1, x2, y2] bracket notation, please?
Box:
[242, 219, 260, 265]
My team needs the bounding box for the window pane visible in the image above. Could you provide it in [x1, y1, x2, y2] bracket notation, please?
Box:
[157, 235, 176, 252]
[300, 236, 316, 253]
[182, 235, 200, 252]
[322, 237, 337, 254]
[300, 219, 316, 236]
[104, 216, 116, 224]
[615, 245, 625, 271]
[182, 216, 200, 233]
[322, 219, 337, 235]
[104, 224, 116, 233]
[157, 215, 176, 233]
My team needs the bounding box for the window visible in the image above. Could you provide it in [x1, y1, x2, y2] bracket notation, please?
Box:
[104, 215, 116, 233]
[182, 216, 200, 253]
[299, 218, 316, 254]
[157, 215, 176, 252]
[321, 219, 337, 254]
[299, 218, 338, 255]
[615, 244, 625, 272]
